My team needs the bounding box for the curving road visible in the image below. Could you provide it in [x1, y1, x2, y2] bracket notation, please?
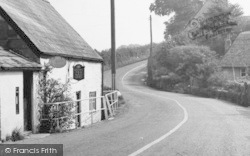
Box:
[19, 61, 250, 156]
[105, 60, 250, 156]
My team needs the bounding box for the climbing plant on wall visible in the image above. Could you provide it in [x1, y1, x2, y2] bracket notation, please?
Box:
[38, 64, 75, 133]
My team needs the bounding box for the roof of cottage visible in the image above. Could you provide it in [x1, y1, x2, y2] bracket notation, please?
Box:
[221, 31, 250, 67]
[0, 0, 103, 61]
[0, 47, 41, 70]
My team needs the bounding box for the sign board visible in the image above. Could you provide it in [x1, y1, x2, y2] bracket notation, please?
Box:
[49, 56, 67, 68]
[73, 64, 85, 81]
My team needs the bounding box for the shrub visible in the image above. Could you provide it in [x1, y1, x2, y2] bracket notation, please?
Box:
[103, 86, 112, 91]
[39, 96, 75, 133]
[101, 44, 150, 70]
[190, 87, 212, 98]
[223, 82, 243, 92]
[173, 83, 189, 94]
[118, 95, 125, 106]
[160, 73, 182, 91]
[149, 45, 218, 90]
[208, 72, 228, 87]
[38, 65, 75, 133]
[5, 128, 24, 142]
[11, 128, 25, 141]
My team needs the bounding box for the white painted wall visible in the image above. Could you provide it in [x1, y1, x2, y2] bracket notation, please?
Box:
[40, 57, 103, 126]
[0, 72, 24, 140]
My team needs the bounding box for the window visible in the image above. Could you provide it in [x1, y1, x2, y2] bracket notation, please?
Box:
[89, 91, 97, 113]
[16, 87, 19, 114]
[241, 68, 246, 77]
[76, 91, 81, 127]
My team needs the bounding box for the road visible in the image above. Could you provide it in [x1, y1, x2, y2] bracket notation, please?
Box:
[19, 61, 250, 156]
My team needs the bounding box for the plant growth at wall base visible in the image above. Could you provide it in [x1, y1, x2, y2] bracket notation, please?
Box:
[38, 65, 76, 133]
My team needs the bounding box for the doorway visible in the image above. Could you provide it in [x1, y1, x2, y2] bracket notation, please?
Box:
[23, 71, 33, 131]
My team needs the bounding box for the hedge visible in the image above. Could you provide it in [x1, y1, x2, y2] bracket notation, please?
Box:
[189, 85, 249, 107]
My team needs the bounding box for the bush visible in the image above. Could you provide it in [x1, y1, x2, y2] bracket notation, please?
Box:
[159, 73, 182, 91]
[190, 87, 213, 98]
[103, 86, 112, 91]
[208, 72, 228, 87]
[149, 45, 218, 90]
[101, 44, 150, 70]
[223, 82, 243, 92]
[189, 84, 249, 107]
[173, 83, 189, 94]
[39, 99, 75, 133]
[5, 128, 24, 142]
[118, 95, 125, 106]
[38, 66, 75, 133]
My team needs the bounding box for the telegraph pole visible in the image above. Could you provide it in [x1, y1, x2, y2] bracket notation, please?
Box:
[111, 0, 116, 90]
[148, 15, 153, 85]
[150, 15, 153, 58]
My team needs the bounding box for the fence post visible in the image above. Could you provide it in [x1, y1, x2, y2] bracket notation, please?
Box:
[91, 111, 93, 125]
[103, 97, 108, 120]
[56, 105, 59, 130]
[113, 93, 116, 111]
[115, 92, 118, 110]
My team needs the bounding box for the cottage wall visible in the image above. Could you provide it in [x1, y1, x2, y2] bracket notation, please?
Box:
[222, 67, 241, 81]
[40, 57, 103, 125]
[0, 72, 24, 140]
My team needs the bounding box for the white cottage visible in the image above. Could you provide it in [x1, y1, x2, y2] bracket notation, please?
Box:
[0, 0, 103, 139]
[0, 48, 41, 140]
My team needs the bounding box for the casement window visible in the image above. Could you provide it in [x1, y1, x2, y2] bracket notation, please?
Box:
[89, 91, 97, 113]
[76, 91, 81, 127]
[16, 87, 19, 114]
[240, 68, 246, 77]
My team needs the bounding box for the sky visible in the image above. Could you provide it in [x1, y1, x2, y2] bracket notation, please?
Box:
[49, 0, 250, 51]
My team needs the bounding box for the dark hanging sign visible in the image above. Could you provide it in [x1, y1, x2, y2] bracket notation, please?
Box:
[73, 64, 85, 81]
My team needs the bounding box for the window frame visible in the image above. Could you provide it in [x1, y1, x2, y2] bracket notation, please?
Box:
[76, 91, 81, 127]
[240, 68, 247, 77]
[16, 87, 20, 114]
[89, 91, 97, 114]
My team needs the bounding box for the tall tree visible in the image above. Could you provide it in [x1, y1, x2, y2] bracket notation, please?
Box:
[150, 0, 204, 38]
[150, 0, 243, 56]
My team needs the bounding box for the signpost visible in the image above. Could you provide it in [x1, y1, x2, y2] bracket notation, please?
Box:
[48, 56, 66, 68]
[73, 64, 85, 81]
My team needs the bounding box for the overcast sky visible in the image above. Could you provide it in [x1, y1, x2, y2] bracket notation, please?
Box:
[49, 0, 250, 51]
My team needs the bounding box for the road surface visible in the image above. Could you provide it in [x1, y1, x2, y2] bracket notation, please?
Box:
[18, 61, 250, 156]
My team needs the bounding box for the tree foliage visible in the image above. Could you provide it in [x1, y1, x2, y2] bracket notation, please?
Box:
[38, 66, 75, 133]
[150, 0, 204, 37]
[150, 0, 243, 55]
[151, 45, 218, 89]
[204, 2, 243, 18]
[100, 45, 150, 70]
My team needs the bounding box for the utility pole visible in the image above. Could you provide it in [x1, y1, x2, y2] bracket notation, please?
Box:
[148, 15, 153, 85]
[150, 15, 153, 58]
[111, 0, 116, 90]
